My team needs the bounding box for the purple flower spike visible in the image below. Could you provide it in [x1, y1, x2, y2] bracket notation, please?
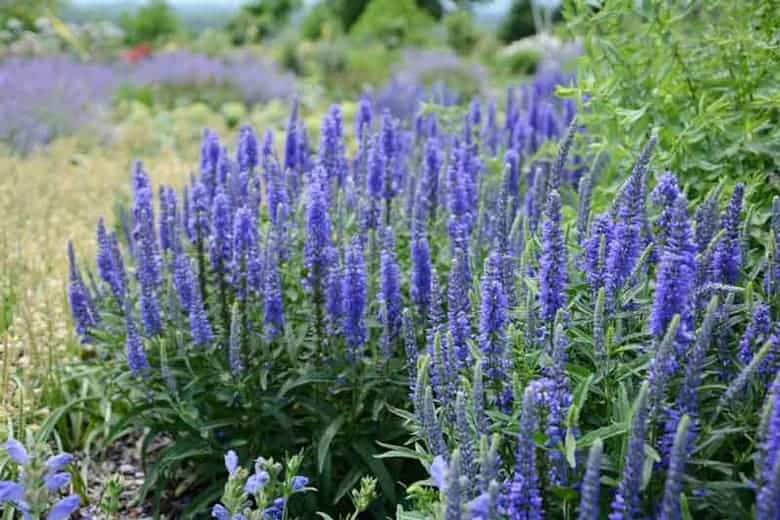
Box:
[539, 190, 567, 322]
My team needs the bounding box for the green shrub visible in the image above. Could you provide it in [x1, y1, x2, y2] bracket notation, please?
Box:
[300, 1, 339, 41]
[498, 0, 537, 43]
[0, 0, 60, 31]
[226, 0, 300, 45]
[443, 9, 481, 56]
[119, 0, 179, 45]
[565, 0, 780, 200]
[498, 47, 542, 76]
[350, 0, 434, 49]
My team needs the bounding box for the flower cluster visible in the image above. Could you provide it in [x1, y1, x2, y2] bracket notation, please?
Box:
[212, 451, 312, 520]
[0, 440, 80, 519]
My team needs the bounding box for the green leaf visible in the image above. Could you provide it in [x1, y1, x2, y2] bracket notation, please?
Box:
[565, 428, 577, 469]
[353, 440, 397, 504]
[318, 415, 345, 475]
[332, 467, 363, 505]
[577, 422, 628, 448]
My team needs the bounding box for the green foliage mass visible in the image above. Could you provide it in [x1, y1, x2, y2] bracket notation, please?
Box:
[226, 0, 301, 45]
[0, 0, 60, 30]
[119, 0, 179, 45]
[443, 9, 481, 56]
[566, 0, 780, 199]
[349, 0, 435, 49]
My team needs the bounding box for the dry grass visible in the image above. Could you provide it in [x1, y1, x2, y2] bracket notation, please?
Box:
[0, 104, 235, 430]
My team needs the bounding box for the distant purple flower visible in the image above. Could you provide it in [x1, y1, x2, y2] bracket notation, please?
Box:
[659, 415, 692, 520]
[263, 246, 285, 340]
[411, 231, 432, 320]
[210, 189, 233, 273]
[712, 183, 744, 285]
[97, 218, 124, 302]
[604, 136, 655, 306]
[189, 277, 213, 347]
[583, 213, 612, 295]
[189, 181, 210, 243]
[356, 95, 373, 142]
[539, 190, 567, 321]
[216, 146, 232, 189]
[694, 191, 720, 254]
[125, 311, 149, 375]
[482, 99, 499, 156]
[575, 173, 592, 246]
[421, 387, 447, 459]
[506, 382, 543, 520]
[455, 391, 477, 486]
[325, 249, 345, 336]
[758, 375, 780, 520]
[544, 324, 572, 486]
[649, 196, 696, 353]
[228, 303, 243, 376]
[421, 138, 442, 221]
[343, 237, 367, 358]
[403, 311, 418, 397]
[284, 100, 299, 174]
[133, 162, 162, 334]
[68, 241, 98, 340]
[379, 229, 402, 357]
[504, 149, 520, 205]
[173, 252, 194, 314]
[158, 186, 178, 253]
[549, 118, 576, 193]
[577, 439, 603, 520]
[449, 246, 472, 367]
[304, 167, 332, 288]
[444, 450, 463, 520]
[526, 162, 548, 232]
[200, 129, 221, 197]
[430, 455, 448, 490]
[237, 125, 258, 173]
[479, 250, 510, 408]
[232, 206, 259, 297]
[319, 104, 347, 186]
[609, 384, 649, 520]
[738, 304, 772, 366]
[651, 171, 681, 250]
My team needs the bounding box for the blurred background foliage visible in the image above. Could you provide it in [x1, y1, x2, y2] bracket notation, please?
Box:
[565, 0, 780, 200]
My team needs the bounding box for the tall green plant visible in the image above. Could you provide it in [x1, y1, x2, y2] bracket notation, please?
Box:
[564, 0, 780, 199]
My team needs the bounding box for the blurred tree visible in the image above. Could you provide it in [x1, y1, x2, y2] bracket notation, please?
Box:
[119, 0, 180, 45]
[329, 0, 489, 31]
[0, 0, 60, 30]
[498, 0, 562, 43]
[350, 0, 434, 48]
[227, 0, 301, 44]
[300, 1, 340, 41]
[444, 9, 481, 55]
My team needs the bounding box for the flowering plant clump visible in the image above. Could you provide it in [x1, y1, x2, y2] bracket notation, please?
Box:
[387, 123, 780, 519]
[0, 440, 80, 519]
[66, 67, 585, 516]
[212, 451, 313, 520]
